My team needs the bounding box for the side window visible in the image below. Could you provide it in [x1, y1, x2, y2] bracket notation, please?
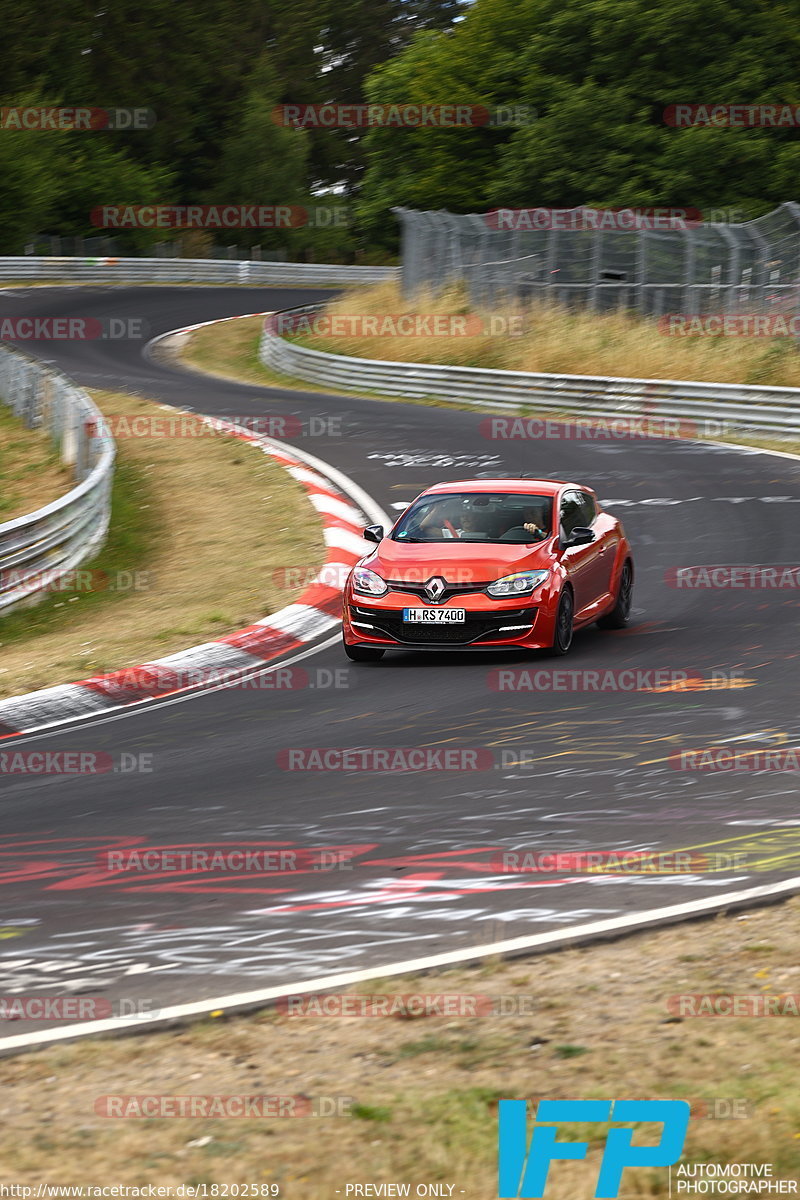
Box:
[579, 491, 597, 526]
[559, 492, 584, 539]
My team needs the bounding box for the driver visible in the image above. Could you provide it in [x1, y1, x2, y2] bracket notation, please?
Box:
[500, 505, 548, 541]
[520, 505, 548, 538]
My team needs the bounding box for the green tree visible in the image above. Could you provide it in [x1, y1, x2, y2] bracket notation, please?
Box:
[212, 53, 310, 250]
[358, 0, 800, 241]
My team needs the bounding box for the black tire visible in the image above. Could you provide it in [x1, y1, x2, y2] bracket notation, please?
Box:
[343, 639, 385, 663]
[547, 587, 574, 656]
[597, 560, 633, 630]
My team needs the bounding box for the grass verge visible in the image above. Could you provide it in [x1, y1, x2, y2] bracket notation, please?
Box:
[0, 897, 797, 1194]
[0, 404, 72, 522]
[0, 389, 326, 699]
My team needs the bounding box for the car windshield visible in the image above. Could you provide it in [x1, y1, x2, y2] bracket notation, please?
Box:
[392, 492, 554, 543]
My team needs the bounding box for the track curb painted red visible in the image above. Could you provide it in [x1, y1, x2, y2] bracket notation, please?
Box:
[0, 406, 382, 740]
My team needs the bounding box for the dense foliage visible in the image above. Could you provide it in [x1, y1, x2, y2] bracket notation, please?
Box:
[2, 0, 797, 256]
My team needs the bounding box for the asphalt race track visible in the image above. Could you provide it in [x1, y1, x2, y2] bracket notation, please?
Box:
[1, 285, 799, 1041]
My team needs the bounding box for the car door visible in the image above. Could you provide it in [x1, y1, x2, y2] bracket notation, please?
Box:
[559, 490, 598, 613]
[578, 490, 615, 603]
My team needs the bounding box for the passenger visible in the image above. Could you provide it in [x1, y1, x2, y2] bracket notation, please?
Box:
[455, 509, 487, 538]
[405, 499, 460, 539]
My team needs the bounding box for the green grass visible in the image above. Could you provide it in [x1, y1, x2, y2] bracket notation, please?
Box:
[0, 453, 158, 645]
[0, 403, 70, 519]
[554, 1044, 590, 1058]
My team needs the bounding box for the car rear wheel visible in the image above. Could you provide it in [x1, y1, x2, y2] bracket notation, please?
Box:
[343, 638, 385, 662]
[548, 588, 574, 656]
[598, 560, 633, 629]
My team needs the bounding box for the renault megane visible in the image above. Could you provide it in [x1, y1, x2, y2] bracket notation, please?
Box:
[342, 478, 633, 660]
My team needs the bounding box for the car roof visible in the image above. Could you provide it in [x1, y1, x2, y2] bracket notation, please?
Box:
[421, 478, 582, 497]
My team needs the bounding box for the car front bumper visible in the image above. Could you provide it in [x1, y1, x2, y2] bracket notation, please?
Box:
[343, 601, 550, 650]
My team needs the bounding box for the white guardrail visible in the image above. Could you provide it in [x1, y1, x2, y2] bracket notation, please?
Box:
[0, 347, 115, 614]
[260, 303, 800, 436]
[0, 257, 399, 286]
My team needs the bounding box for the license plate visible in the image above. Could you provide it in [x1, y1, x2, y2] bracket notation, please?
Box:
[402, 608, 466, 623]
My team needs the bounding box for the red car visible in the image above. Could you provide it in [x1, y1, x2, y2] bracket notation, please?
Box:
[342, 478, 633, 660]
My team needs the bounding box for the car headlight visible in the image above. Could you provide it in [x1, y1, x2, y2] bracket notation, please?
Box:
[486, 570, 549, 598]
[352, 566, 388, 597]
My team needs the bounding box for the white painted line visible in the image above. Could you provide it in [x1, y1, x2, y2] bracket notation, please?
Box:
[1, 874, 797, 1054]
[323, 527, 369, 556]
[260, 604, 340, 640]
[308, 492, 364, 523]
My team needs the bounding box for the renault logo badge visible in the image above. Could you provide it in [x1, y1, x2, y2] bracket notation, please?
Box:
[425, 576, 446, 601]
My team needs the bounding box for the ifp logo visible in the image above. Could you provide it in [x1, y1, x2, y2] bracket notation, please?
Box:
[498, 1099, 690, 1197]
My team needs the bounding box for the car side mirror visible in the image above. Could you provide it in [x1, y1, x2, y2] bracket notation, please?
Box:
[363, 524, 384, 543]
[565, 526, 595, 547]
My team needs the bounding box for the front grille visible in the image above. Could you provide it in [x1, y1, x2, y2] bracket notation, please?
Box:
[384, 580, 492, 602]
[352, 606, 537, 645]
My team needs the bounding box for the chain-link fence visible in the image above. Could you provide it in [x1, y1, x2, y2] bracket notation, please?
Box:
[393, 203, 800, 318]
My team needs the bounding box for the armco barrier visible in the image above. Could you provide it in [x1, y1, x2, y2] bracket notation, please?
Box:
[260, 304, 800, 436]
[0, 346, 115, 614]
[0, 257, 398, 286]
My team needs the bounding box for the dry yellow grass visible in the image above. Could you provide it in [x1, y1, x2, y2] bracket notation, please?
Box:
[173, 316, 279, 388]
[0, 389, 326, 698]
[0, 898, 797, 1195]
[290, 281, 800, 387]
[179, 300, 800, 462]
[0, 403, 72, 522]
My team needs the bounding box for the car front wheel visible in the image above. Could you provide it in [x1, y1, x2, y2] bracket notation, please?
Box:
[598, 560, 633, 629]
[343, 638, 385, 663]
[548, 588, 574, 656]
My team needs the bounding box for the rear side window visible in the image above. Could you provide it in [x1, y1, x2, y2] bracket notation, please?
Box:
[559, 492, 584, 538]
[579, 492, 597, 526]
